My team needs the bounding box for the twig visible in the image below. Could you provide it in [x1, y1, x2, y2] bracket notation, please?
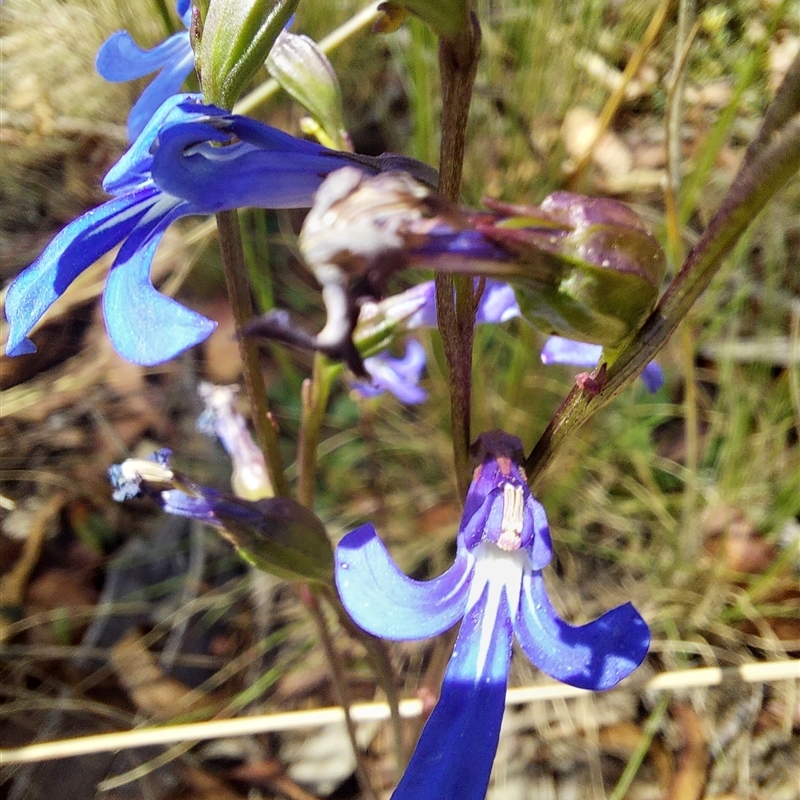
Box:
[3, 660, 798, 765]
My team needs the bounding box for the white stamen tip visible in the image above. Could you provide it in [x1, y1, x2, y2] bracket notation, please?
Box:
[498, 483, 524, 551]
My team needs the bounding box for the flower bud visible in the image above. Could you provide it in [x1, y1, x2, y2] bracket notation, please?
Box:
[109, 452, 334, 587]
[266, 30, 350, 151]
[477, 192, 666, 348]
[196, 0, 297, 108]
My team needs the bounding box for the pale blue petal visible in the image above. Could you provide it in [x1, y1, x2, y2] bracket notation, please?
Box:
[335, 523, 473, 640]
[357, 340, 428, 404]
[513, 566, 650, 690]
[641, 361, 664, 393]
[391, 580, 513, 800]
[540, 336, 602, 367]
[103, 200, 215, 365]
[476, 280, 520, 323]
[176, 0, 191, 26]
[125, 45, 195, 141]
[96, 30, 189, 81]
[4, 190, 160, 357]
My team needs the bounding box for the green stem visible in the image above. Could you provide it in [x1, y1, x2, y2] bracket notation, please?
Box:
[296, 354, 335, 508]
[294, 355, 407, 770]
[324, 586, 408, 776]
[215, 210, 290, 497]
[435, 13, 481, 496]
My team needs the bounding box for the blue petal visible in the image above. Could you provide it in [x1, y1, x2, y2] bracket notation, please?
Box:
[513, 565, 650, 690]
[125, 45, 195, 141]
[96, 30, 190, 82]
[540, 336, 602, 367]
[176, 0, 192, 26]
[476, 280, 520, 323]
[641, 361, 664, 393]
[335, 523, 473, 640]
[357, 340, 428, 404]
[103, 199, 215, 365]
[150, 117, 354, 210]
[103, 93, 203, 194]
[4, 189, 160, 357]
[391, 575, 513, 800]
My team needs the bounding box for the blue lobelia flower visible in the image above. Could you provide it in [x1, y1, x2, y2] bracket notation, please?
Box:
[96, 0, 194, 141]
[356, 340, 429, 404]
[3, 94, 403, 367]
[335, 430, 650, 800]
[541, 335, 664, 393]
[349, 279, 521, 404]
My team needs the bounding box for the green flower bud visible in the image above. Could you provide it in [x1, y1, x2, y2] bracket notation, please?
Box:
[477, 192, 666, 348]
[197, 0, 298, 108]
[214, 497, 334, 587]
[266, 30, 350, 151]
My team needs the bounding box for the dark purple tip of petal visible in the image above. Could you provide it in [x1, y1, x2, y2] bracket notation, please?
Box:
[461, 431, 526, 525]
[514, 570, 651, 691]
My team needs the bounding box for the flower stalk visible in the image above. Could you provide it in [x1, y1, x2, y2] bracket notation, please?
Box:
[215, 210, 290, 497]
[435, 11, 481, 496]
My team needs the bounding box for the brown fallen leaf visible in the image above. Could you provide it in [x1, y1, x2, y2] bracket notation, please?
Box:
[665, 702, 709, 800]
[110, 630, 225, 720]
[598, 720, 674, 791]
[0, 491, 68, 642]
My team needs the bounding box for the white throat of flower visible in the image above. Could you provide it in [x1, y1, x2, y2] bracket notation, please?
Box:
[463, 542, 526, 681]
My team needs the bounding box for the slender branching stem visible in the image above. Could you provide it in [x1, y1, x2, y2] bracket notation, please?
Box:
[215, 210, 290, 497]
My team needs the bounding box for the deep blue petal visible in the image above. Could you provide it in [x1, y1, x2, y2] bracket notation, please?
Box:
[103, 93, 203, 194]
[335, 523, 473, 640]
[125, 46, 195, 141]
[103, 198, 215, 365]
[4, 189, 160, 357]
[391, 574, 513, 800]
[96, 30, 190, 82]
[150, 118, 355, 210]
[176, 0, 192, 26]
[513, 565, 650, 690]
[641, 361, 664, 393]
